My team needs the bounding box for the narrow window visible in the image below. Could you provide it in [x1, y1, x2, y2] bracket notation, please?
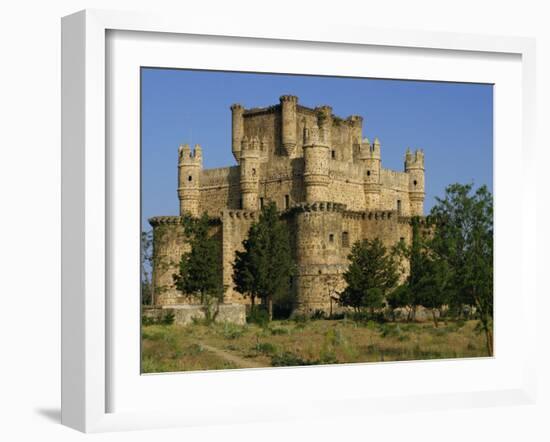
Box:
[367, 170, 371, 177]
[397, 199, 402, 214]
[342, 231, 349, 247]
[239, 198, 243, 210]
[284, 194, 290, 209]
[413, 180, 418, 186]
[188, 175, 192, 181]
[252, 168, 256, 176]
[259, 197, 264, 209]
[329, 233, 334, 243]
[331, 150, 336, 159]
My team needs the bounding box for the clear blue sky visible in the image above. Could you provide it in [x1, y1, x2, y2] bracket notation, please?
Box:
[141, 68, 493, 229]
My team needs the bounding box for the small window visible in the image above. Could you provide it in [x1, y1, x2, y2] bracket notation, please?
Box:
[342, 231, 349, 247]
[259, 197, 264, 209]
[400, 237, 405, 243]
[329, 233, 334, 243]
[367, 170, 371, 177]
[331, 150, 336, 159]
[239, 198, 243, 209]
[284, 194, 290, 209]
[188, 175, 192, 182]
[413, 180, 418, 186]
[252, 168, 256, 176]
[397, 199, 402, 214]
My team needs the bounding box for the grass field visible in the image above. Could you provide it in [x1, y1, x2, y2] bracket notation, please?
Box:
[141, 318, 490, 373]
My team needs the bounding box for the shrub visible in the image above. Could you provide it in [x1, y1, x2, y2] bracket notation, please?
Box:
[247, 308, 270, 327]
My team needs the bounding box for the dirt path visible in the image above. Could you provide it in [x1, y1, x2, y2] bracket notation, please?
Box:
[199, 343, 264, 369]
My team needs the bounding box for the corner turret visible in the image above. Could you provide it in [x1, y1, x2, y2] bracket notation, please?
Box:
[239, 136, 260, 210]
[405, 148, 425, 216]
[303, 125, 329, 202]
[230, 103, 244, 162]
[359, 137, 381, 208]
[280, 95, 298, 156]
[178, 143, 202, 217]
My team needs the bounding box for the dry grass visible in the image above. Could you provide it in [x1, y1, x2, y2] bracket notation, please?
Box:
[141, 319, 490, 373]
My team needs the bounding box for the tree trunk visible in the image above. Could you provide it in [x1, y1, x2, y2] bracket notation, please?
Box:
[485, 327, 493, 356]
[267, 295, 273, 321]
[432, 309, 439, 328]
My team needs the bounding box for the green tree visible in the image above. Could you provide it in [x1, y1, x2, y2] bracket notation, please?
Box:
[415, 255, 452, 327]
[340, 238, 399, 314]
[141, 230, 153, 305]
[173, 213, 223, 322]
[430, 183, 493, 354]
[232, 202, 295, 320]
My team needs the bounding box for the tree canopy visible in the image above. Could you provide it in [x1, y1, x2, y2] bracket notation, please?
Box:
[232, 202, 295, 320]
[340, 238, 399, 313]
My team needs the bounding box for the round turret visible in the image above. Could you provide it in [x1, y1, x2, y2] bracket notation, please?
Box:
[280, 95, 298, 156]
[405, 148, 425, 216]
[231, 103, 244, 162]
[303, 126, 330, 202]
[178, 143, 202, 217]
[239, 136, 260, 210]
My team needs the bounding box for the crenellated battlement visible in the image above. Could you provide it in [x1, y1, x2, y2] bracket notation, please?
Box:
[221, 209, 259, 220]
[404, 148, 425, 170]
[178, 144, 202, 164]
[290, 201, 347, 213]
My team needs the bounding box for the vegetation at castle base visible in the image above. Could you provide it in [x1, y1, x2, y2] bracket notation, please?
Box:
[388, 183, 493, 355]
[141, 317, 488, 373]
[173, 213, 224, 323]
[232, 202, 295, 320]
[339, 238, 399, 314]
[429, 183, 493, 355]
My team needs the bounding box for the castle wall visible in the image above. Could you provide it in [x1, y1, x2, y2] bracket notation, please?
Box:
[199, 167, 241, 215]
[379, 168, 411, 215]
[149, 217, 191, 305]
[150, 216, 223, 306]
[221, 210, 258, 304]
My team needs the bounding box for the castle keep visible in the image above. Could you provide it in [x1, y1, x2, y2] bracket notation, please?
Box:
[149, 95, 425, 314]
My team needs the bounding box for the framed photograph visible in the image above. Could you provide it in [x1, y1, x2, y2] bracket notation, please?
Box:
[61, 9, 537, 433]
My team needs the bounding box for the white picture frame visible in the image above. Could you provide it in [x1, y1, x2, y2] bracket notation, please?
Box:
[61, 9, 537, 433]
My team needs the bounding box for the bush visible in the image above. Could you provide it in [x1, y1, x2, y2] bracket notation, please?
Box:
[247, 308, 270, 327]
[378, 323, 404, 338]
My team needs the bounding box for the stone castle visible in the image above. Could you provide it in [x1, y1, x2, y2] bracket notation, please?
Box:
[149, 95, 425, 314]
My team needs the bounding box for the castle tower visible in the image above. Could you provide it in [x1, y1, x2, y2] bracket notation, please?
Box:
[347, 115, 363, 161]
[177, 144, 202, 217]
[239, 136, 260, 210]
[280, 95, 298, 156]
[230, 103, 244, 162]
[303, 125, 330, 202]
[316, 105, 333, 154]
[293, 202, 347, 314]
[360, 137, 381, 208]
[405, 148, 425, 216]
